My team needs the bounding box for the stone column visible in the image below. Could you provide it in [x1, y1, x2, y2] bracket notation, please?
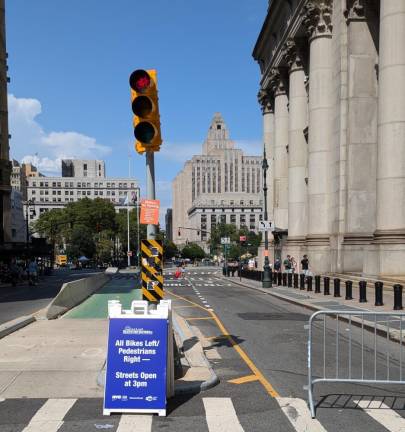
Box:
[371, 0, 405, 276]
[284, 39, 308, 265]
[258, 90, 275, 268]
[303, 0, 333, 273]
[270, 69, 289, 232]
[343, 0, 378, 272]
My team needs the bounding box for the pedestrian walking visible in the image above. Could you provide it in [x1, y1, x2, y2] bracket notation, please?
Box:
[301, 254, 309, 276]
[27, 258, 38, 286]
[283, 255, 292, 273]
[291, 256, 297, 274]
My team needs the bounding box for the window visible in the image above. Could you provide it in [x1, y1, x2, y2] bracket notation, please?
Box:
[65, 191, 69, 195]
[32, 190, 36, 194]
[70, 191, 73, 195]
[52, 191, 56, 195]
[52, 182, 56, 187]
[57, 191, 61, 195]
[77, 182, 81, 187]
[217, 125, 221, 130]
[87, 191, 91, 195]
[33, 182, 36, 187]
[40, 182, 43, 187]
[57, 182, 61, 187]
[95, 191, 98, 196]
[230, 214, 236, 223]
[220, 215, 226, 224]
[83, 163, 87, 170]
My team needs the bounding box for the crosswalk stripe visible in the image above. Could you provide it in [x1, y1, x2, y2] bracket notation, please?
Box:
[203, 397, 244, 432]
[116, 414, 152, 431]
[354, 399, 405, 432]
[22, 398, 77, 432]
[276, 397, 327, 432]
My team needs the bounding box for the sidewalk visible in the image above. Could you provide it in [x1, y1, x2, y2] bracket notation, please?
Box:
[0, 274, 216, 399]
[221, 274, 402, 314]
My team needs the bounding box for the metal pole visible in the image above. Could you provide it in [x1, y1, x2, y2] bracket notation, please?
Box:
[127, 156, 131, 267]
[146, 151, 157, 240]
[25, 202, 29, 245]
[262, 149, 272, 288]
[136, 187, 141, 267]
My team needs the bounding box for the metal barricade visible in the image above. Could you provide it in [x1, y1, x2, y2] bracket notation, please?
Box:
[307, 310, 405, 418]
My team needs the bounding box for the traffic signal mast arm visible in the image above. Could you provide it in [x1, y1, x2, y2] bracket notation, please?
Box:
[177, 226, 211, 236]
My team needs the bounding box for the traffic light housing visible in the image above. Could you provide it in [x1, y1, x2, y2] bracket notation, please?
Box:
[129, 69, 162, 154]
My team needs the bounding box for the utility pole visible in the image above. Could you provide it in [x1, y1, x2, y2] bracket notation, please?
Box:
[127, 154, 131, 267]
[262, 149, 272, 288]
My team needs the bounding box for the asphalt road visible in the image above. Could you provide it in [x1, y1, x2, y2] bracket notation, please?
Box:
[0, 268, 102, 324]
[2, 267, 405, 431]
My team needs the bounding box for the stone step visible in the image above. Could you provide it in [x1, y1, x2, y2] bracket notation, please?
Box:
[324, 272, 405, 290]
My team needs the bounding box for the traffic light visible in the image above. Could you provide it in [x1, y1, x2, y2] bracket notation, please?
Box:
[129, 69, 162, 154]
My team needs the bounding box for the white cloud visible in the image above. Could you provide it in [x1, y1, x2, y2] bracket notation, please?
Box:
[8, 94, 111, 175]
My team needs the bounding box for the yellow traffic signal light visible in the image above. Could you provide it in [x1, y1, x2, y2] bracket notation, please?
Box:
[129, 69, 162, 154]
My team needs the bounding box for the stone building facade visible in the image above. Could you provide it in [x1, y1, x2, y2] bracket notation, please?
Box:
[253, 0, 405, 277]
[0, 0, 11, 246]
[26, 159, 139, 225]
[172, 113, 263, 246]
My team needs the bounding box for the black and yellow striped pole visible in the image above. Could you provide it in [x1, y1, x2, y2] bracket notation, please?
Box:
[141, 239, 164, 302]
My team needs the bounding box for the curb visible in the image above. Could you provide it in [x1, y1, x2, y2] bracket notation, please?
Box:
[217, 275, 405, 344]
[172, 311, 219, 395]
[0, 315, 36, 340]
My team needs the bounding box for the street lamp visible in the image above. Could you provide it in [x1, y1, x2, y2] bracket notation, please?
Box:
[25, 199, 36, 247]
[262, 149, 272, 288]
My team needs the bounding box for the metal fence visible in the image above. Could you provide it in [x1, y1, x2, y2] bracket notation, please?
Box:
[307, 310, 405, 418]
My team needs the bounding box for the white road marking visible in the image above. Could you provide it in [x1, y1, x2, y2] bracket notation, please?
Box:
[354, 399, 405, 432]
[203, 397, 244, 432]
[276, 397, 327, 432]
[116, 415, 152, 431]
[22, 398, 77, 432]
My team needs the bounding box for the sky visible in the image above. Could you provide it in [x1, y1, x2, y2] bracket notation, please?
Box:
[6, 0, 267, 224]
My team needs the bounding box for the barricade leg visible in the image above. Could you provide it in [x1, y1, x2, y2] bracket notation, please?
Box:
[293, 273, 298, 289]
[300, 273, 305, 290]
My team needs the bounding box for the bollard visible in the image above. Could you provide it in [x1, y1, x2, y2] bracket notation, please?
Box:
[315, 275, 321, 293]
[375, 282, 384, 306]
[293, 273, 298, 289]
[300, 273, 305, 290]
[324, 277, 330, 295]
[333, 278, 341, 297]
[345, 280, 353, 300]
[277, 272, 282, 286]
[394, 284, 403, 310]
[307, 275, 313, 291]
[287, 272, 293, 287]
[282, 273, 287, 286]
[359, 280, 367, 303]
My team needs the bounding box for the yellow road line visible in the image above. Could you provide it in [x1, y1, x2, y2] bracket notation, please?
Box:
[228, 374, 259, 385]
[184, 316, 215, 321]
[166, 289, 279, 398]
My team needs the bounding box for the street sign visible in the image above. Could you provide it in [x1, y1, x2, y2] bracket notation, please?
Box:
[258, 221, 274, 232]
[103, 316, 168, 416]
[239, 236, 247, 242]
[220, 237, 231, 245]
[140, 199, 160, 225]
[141, 239, 164, 302]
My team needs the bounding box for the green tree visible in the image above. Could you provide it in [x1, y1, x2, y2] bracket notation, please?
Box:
[181, 243, 206, 260]
[163, 240, 179, 259]
[66, 225, 96, 259]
